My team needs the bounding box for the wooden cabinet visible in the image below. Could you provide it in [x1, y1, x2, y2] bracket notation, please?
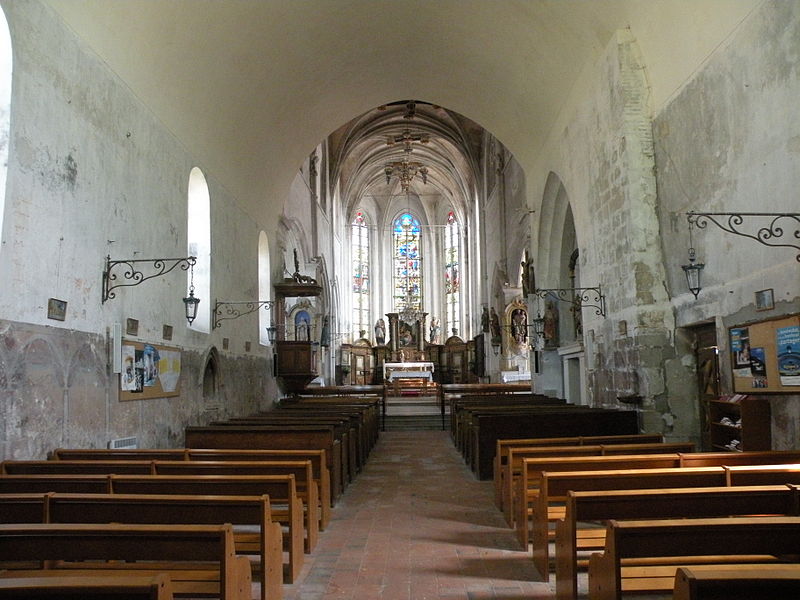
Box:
[708, 395, 771, 451]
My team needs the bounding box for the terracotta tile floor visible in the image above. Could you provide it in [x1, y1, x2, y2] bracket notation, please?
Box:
[281, 430, 556, 600]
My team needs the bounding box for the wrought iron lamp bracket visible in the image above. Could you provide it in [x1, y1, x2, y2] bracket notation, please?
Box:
[533, 286, 606, 318]
[687, 211, 800, 262]
[102, 255, 197, 303]
[213, 300, 276, 329]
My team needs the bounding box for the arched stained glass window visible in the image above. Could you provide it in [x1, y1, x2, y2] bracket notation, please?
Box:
[393, 212, 422, 311]
[444, 211, 460, 336]
[351, 211, 370, 338]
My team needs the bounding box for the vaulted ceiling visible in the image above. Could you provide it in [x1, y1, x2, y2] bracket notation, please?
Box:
[43, 0, 759, 225]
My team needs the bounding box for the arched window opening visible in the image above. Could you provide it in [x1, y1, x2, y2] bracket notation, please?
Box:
[202, 350, 218, 399]
[187, 167, 211, 332]
[0, 7, 12, 249]
[258, 231, 272, 345]
[351, 211, 370, 339]
[444, 211, 461, 336]
[393, 212, 422, 312]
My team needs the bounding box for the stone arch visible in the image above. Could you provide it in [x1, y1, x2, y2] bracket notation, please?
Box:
[64, 341, 107, 448]
[201, 346, 220, 401]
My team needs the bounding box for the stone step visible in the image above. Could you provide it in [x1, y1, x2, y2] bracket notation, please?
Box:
[384, 414, 448, 431]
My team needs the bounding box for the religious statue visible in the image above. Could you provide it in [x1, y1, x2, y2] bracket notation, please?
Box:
[511, 308, 527, 344]
[543, 301, 559, 348]
[429, 317, 440, 344]
[481, 306, 489, 332]
[489, 307, 501, 342]
[521, 249, 535, 297]
[374, 318, 386, 345]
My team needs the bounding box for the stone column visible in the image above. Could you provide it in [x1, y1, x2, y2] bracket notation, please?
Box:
[417, 312, 428, 351]
[387, 313, 399, 353]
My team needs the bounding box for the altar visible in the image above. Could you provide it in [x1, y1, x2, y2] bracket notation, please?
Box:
[384, 362, 436, 396]
[384, 361, 435, 381]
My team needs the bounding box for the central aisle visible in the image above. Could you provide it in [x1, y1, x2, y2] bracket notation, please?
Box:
[283, 430, 554, 600]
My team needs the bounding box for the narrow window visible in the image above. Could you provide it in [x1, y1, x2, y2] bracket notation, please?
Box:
[393, 212, 422, 312]
[351, 211, 370, 339]
[258, 231, 272, 345]
[444, 211, 461, 336]
[187, 167, 211, 332]
[0, 7, 11, 248]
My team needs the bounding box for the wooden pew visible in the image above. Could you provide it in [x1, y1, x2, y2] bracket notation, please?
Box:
[0, 472, 305, 585]
[587, 516, 800, 600]
[493, 433, 665, 508]
[51, 447, 333, 517]
[673, 565, 800, 600]
[275, 399, 380, 457]
[515, 453, 686, 548]
[2, 460, 155, 475]
[186, 449, 332, 523]
[0, 574, 174, 600]
[470, 408, 639, 479]
[108, 474, 305, 583]
[185, 425, 344, 500]
[517, 453, 800, 552]
[51, 448, 186, 461]
[217, 417, 355, 485]
[554, 485, 800, 600]
[46, 493, 283, 600]
[442, 383, 533, 434]
[0, 474, 110, 494]
[0, 523, 252, 600]
[292, 385, 385, 432]
[453, 397, 567, 453]
[153, 461, 319, 551]
[500, 442, 695, 525]
[2, 458, 323, 545]
[0, 493, 49, 523]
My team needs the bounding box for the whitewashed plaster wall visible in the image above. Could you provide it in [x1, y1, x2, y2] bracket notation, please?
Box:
[0, 1, 276, 460]
[652, 1, 800, 447]
[528, 2, 799, 447]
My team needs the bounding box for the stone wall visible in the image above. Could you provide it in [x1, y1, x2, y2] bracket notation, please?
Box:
[0, 2, 277, 459]
[652, 1, 800, 448]
[0, 318, 271, 459]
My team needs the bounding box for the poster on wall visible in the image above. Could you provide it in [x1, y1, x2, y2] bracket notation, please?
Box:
[730, 314, 800, 394]
[119, 341, 181, 401]
[730, 327, 751, 378]
[776, 325, 800, 386]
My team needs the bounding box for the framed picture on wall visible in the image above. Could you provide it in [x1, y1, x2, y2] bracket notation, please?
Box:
[755, 289, 774, 311]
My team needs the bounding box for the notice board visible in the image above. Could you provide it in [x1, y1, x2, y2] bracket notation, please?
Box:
[119, 340, 182, 401]
[729, 314, 800, 393]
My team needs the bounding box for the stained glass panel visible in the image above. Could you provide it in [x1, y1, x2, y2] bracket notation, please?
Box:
[393, 212, 422, 311]
[352, 212, 370, 338]
[445, 211, 461, 336]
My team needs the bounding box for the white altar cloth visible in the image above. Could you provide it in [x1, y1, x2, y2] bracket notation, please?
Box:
[387, 370, 433, 382]
[383, 361, 435, 378]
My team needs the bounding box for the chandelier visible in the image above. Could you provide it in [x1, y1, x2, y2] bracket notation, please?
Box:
[398, 287, 424, 324]
[385, 156, 428, 191]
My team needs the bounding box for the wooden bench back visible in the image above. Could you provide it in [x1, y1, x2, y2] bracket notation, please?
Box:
[51, 449, 186, 461]
[46, 492, 283, 598]
[673, 565, 800, 600]
[2, 460, 154, 475]
[589, 516, 800, 600]
[0, 522, 250, 600]
[680, 450, 800, 468]
[554, 485, 799, 600]
[0, 475, 110, 494]
[0, 574, 174, 600]
[0, 493, 49, 523]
